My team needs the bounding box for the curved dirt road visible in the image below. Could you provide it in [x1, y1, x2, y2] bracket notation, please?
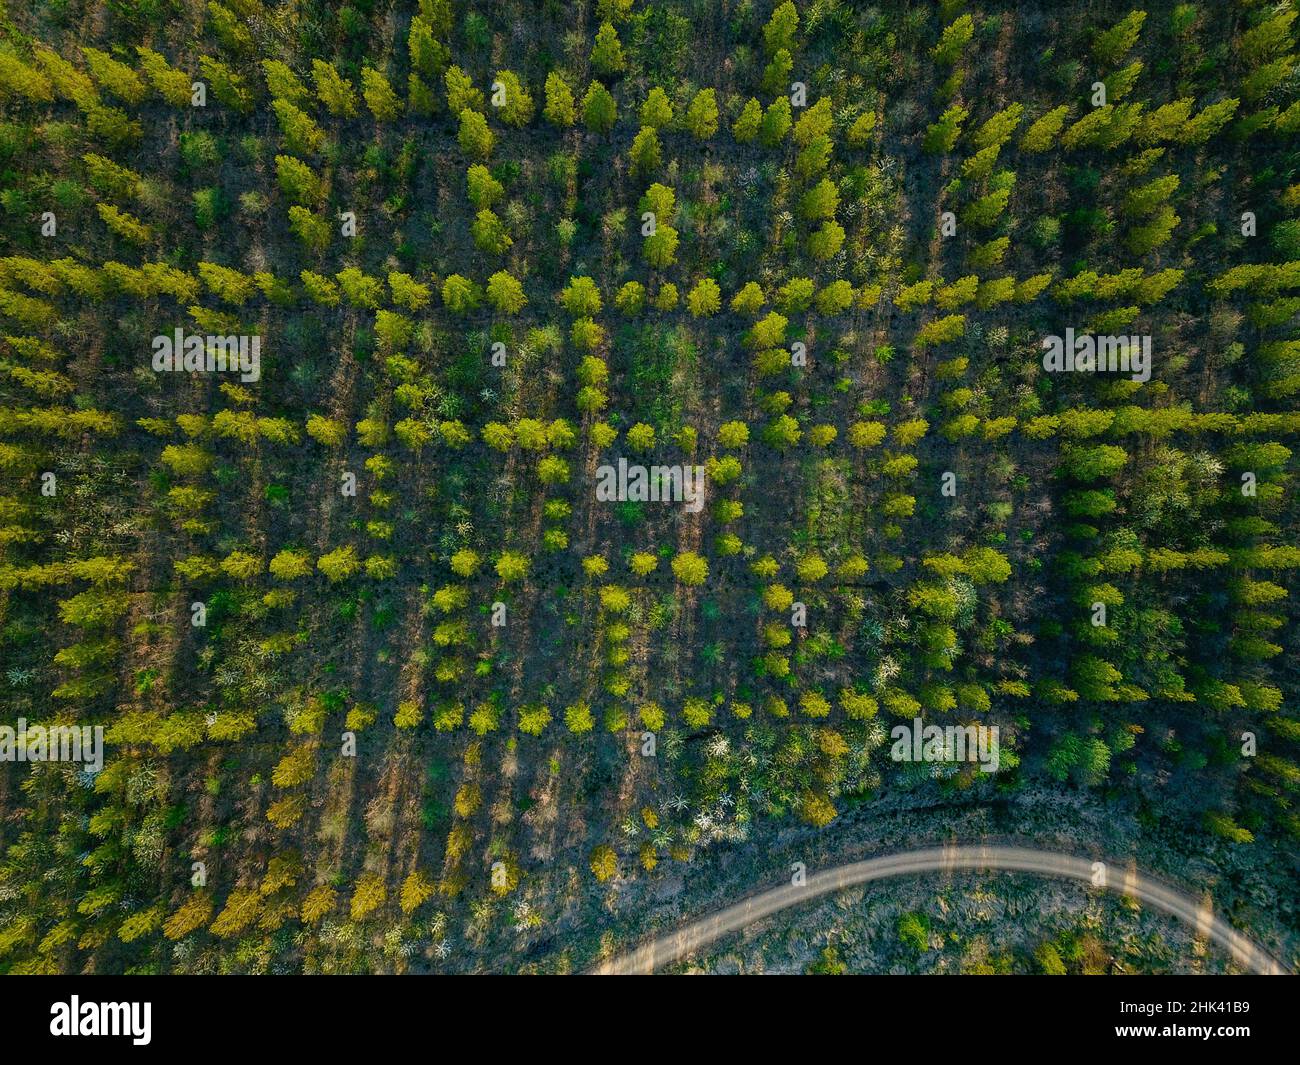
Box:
[592, 844, 1289, 975]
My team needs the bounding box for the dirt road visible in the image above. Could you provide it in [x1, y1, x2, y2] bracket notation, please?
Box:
[591, 844, 1289, 975]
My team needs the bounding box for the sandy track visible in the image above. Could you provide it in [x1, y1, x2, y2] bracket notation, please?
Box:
[591, 844, 1289, 975]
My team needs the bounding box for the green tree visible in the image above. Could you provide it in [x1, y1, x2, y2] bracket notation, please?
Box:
[317, 546, 360, 582]
[458, 108, 495, 159]
[644, 223, 679, 267]
[683, 89, 719, 139]
[311, 59, 358, 117]
[487, 271, 527, 313]
[629, 126, 662, 177]
[496, 551, 531, 582]
[671, 551, 709, 586]
[923, 105, 967, 153]
[82, 47, 145, 104]
[1093, 10, 1146, 67]
[361, 66, 402, 121]
[760, 97, 793, 146]
[445, 64, 483, 113]
[590, 844, 618, 882]
[275, 155, 322, 205]
[442, 274, 482, 314]
[687, 278, 722, 317]
[493, 69, 534, 126]
[764, 0, 800, 55]
[471, 208, 513, 254]
[561, 275, 603, 316]
[591, 22, 626, 73]
[641, 86, 674, 128]
[733, 97, 763, 142]
[933, 14, 974, 65]
[543, 71, 576, 126]
[466, 164, 504, 208]
[272, 99, 325, 155]
[583, 81, 617, 133]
